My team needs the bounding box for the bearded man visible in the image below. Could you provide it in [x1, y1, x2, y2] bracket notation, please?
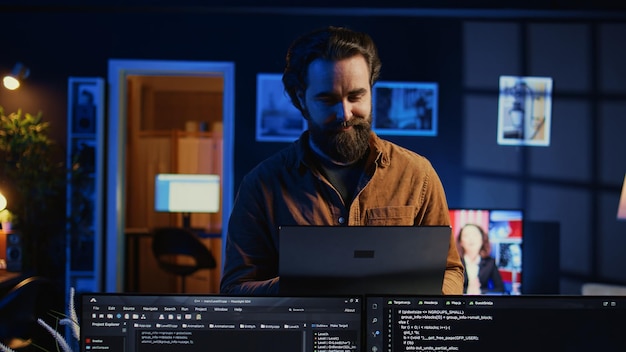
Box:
[220, 26, 464, 295]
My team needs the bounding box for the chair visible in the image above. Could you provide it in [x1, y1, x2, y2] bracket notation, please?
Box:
[0, 276, 58, 349]
[151, 227, 217, 293]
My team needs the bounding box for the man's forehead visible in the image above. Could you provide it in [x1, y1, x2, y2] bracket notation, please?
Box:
[304, 56, 370, 93]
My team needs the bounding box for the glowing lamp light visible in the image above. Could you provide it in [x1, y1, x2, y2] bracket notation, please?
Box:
[0, 192, 6, 212]
[2, 62, 30, 90]
[2, 75, 20, 90]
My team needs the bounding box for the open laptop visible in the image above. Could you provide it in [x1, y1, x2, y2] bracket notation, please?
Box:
[278, 225, 452, 295]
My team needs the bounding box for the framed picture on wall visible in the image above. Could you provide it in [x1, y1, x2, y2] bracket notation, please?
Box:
[256, 73, 305, 142]
[71, 80, 101, 135]
[66, 77, 104, 342]
[372, 81, 438, 136]
[497, 75, 553, 147]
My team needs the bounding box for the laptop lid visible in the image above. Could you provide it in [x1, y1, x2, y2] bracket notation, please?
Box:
[366, 294, 626, 351]
[80, 293, 362, 352]
[278, 225, 452, 295]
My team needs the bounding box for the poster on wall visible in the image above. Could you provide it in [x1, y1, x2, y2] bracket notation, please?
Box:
[256, 73, 305, 142]
[497, 75, 553, 147]
[372, 81, 438, 136]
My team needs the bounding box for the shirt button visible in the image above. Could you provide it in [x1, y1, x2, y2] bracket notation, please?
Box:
[338, 217, 345, 224]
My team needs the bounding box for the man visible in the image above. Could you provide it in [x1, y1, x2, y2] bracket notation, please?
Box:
[220, 26, 464, 295]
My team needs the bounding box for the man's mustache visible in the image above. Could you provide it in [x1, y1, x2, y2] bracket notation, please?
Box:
[327, 116, 370, 131]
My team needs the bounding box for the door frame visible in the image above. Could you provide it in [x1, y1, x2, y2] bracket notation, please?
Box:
[106, 59, 235, 292]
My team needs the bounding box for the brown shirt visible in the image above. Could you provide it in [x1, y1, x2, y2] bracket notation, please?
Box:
[220, 131, 464, 295]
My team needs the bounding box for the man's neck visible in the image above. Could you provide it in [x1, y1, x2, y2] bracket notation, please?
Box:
[309, 137, 357, 166]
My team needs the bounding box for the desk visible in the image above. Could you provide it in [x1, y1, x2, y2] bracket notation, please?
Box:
[124, 228, 152, 292]
[0, 270, 20, 284]
[0, 230, 7, 269]
[0, 230, 21, 273]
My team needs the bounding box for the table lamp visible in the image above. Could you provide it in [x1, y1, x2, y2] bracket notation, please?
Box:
[618, 174, 626, 220]
[0, 191, 11, 231]
[2, 62, 30, 90]
[0, 191, 6, 212]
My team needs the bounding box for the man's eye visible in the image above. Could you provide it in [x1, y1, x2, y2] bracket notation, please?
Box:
[317, 97, 337, 105]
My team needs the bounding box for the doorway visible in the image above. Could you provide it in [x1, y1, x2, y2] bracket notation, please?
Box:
[105, 59, 235, 292]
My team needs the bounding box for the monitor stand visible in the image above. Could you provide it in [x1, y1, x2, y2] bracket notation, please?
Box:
[182, 212, 191, 229]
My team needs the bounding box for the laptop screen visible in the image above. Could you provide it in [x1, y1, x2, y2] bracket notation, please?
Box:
[365, 295, 626, 351]
[80, 294, 362, 352]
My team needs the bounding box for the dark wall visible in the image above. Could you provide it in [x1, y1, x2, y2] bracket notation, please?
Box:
[0, 7, 466, 200]
[1, 5, 626, 293]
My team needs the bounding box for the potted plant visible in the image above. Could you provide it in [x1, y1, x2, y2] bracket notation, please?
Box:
[0, 106, 66, 275]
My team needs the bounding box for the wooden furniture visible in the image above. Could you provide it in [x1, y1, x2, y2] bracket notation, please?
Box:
[0, 230, 6, 270]
[0, 229, 23, 273]
[123, 129, 223, 294]
[120, 75, 225, 294]
[0, 229, 24, 291]
[0, 270, 21, 286]
[126, 130, 223, 232]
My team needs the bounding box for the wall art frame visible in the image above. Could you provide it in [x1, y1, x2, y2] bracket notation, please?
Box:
[497, 75, 553, 147]
[256, 73, 305, 142]
[372, 81, 438, 136]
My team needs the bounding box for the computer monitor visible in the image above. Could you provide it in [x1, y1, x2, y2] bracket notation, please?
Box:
[80, 293, 362, 352]
[449, 208, 523, 295]
[366, 295, 626, 351]
[154, 173, 220, 228]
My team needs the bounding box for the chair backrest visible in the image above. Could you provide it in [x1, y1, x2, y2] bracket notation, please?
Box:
[151, 227, 217, 276]
[0, 276, 56, 341]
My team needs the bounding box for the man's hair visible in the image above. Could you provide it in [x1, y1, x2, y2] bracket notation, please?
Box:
[282, 26, 382, 115]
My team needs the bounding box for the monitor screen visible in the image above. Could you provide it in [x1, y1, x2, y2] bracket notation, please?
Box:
[81, 294, 362, 352]
[154, 174, 220, 213]
[449, 208, 523, 295]
[366, 295, 626, 352]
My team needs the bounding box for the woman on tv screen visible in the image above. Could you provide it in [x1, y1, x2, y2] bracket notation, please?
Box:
[456, 223, 505, 295]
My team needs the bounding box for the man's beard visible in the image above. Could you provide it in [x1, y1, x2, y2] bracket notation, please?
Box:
[308, 115, 372, 164]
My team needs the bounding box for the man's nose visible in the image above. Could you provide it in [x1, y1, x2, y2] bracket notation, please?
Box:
[335, 101, 352, 122]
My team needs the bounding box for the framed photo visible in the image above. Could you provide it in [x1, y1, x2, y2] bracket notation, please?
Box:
[256, 73, 305, 142]
[70, 80, 103, 135]
[67, 77, 104, 272]
[373, 81, 438, 136]
[497, 75, 553, 147]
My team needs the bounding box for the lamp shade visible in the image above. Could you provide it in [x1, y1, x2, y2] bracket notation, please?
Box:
[0, 192, 6, 212]
[2, 62, 30, 90]
[618, 174, 626, 220]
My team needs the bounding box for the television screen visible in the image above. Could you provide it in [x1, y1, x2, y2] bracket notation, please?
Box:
[154, 173, 220, 213]
[449, 208, 523, 295]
